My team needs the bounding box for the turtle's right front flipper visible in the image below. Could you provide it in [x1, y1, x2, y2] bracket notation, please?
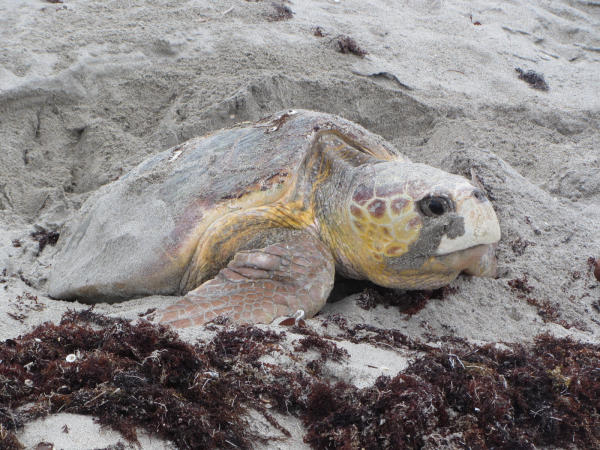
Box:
[156, 234, 335, 328]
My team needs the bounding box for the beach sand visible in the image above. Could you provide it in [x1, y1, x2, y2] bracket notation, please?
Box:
[1, 0, 599, 448]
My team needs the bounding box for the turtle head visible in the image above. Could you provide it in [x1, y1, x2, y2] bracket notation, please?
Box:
[331, 162, 501, 289]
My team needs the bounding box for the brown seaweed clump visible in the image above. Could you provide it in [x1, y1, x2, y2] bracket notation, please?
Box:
[302, 332, 600, 449]
[590, 256, 600, 282]
[1, 310, 599, 449]
[267, 3, 293, 21]
[508, 275, 586, 330]
[0, 310, 290, 449]
[335, 35, 367, 57]
[356, 285, 457, 316]
[515, 68, 549, 91]
[312, 26, 326, 37]
[293, 331, 349, 375]
[30, 227, 60, 255]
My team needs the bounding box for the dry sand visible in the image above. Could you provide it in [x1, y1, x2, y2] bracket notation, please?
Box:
[1, 0, 599, 448]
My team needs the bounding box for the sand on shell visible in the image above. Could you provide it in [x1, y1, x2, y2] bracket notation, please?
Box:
[1, 0, 599, 448]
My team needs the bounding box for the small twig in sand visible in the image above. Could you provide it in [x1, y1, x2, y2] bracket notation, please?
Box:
[351, 70, 413, 90]
[446, 69, 466, 76]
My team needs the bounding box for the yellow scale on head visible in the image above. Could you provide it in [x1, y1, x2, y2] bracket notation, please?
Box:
[349, 186, 423, 260]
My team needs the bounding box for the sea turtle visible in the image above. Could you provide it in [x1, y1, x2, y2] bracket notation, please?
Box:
[48, 110, 501, 327]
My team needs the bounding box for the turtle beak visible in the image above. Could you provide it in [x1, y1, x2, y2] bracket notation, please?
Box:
[432, 242, 498, 279]
[436, 188, 501, 257]
[463, 243, 498, 277]
[434, 185, 500, 278]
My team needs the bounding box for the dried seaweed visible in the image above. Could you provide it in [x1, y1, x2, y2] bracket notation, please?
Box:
[511, 236, 535, 256]
[293, 332, 349, 374]
[30, 227, 60, 255]
[302, 333, 600, 449]
[516, 68, 549, 91]
[508, 275, 534, 296]
[312, 26, 326, 37]
[590, 257, 600, 282]
[1, 311, 599, 449]
[335, 35, 367, 57]
[356, 285, 457, 316]
[0, 422, 24, 450]
[267, 3, 293, 22]
[0, 310, 285, 448]
[321, 315, 433, 353]
[7, 293, 45, 323]
[508, 275, 584, 329]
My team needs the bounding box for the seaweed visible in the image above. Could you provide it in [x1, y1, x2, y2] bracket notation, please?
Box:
[7, 292, 45, 323]
[0, 310, 284, 448]
[17, 272, 34, 288]
[590, 257, 600, 282]
[0, 422, 24, 450]
[469, 14, 482, 26]
[293, 332, 349, 374]
[356, 285, 457, 316]
[511, 236, 534, 256]
[322, 316, 433, 353]
[516, 68, 549, 91]
[508, 275, 534, 296]
[30, 227, 60, 255]
[312, 26, 326, 37]
[304, 374, 445, 448]
[335, 35, 367, 57]
[137, 307, 156, 317]
[302, 333, 600, 449]
[2, 311, 599, 449]
[508, 276, 577, 328]
[267, 3, 293, 22]
[526, 297, 563, 323]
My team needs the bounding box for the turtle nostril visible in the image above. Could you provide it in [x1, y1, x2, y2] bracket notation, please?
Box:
[472, 189, 486, 202]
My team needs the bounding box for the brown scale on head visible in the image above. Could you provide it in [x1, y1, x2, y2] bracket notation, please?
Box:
[350, 181, 423, 259]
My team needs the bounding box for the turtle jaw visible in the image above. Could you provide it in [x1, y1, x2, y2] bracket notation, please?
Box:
[371, 242, 498, 290]
[463, 243, 498, 277]
[440, 242, 498, 278]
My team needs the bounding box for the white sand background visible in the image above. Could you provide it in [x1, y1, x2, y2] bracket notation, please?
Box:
[1, 0, 599, 448]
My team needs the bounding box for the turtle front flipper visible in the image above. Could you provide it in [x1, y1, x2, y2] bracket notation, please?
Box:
[156, 235, 335, 328]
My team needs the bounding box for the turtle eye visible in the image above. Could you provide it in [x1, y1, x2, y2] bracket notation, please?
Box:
[418, 195, 453, 217]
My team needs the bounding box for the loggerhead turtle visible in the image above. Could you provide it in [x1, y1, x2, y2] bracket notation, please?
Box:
[48, 110, 501, 327]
